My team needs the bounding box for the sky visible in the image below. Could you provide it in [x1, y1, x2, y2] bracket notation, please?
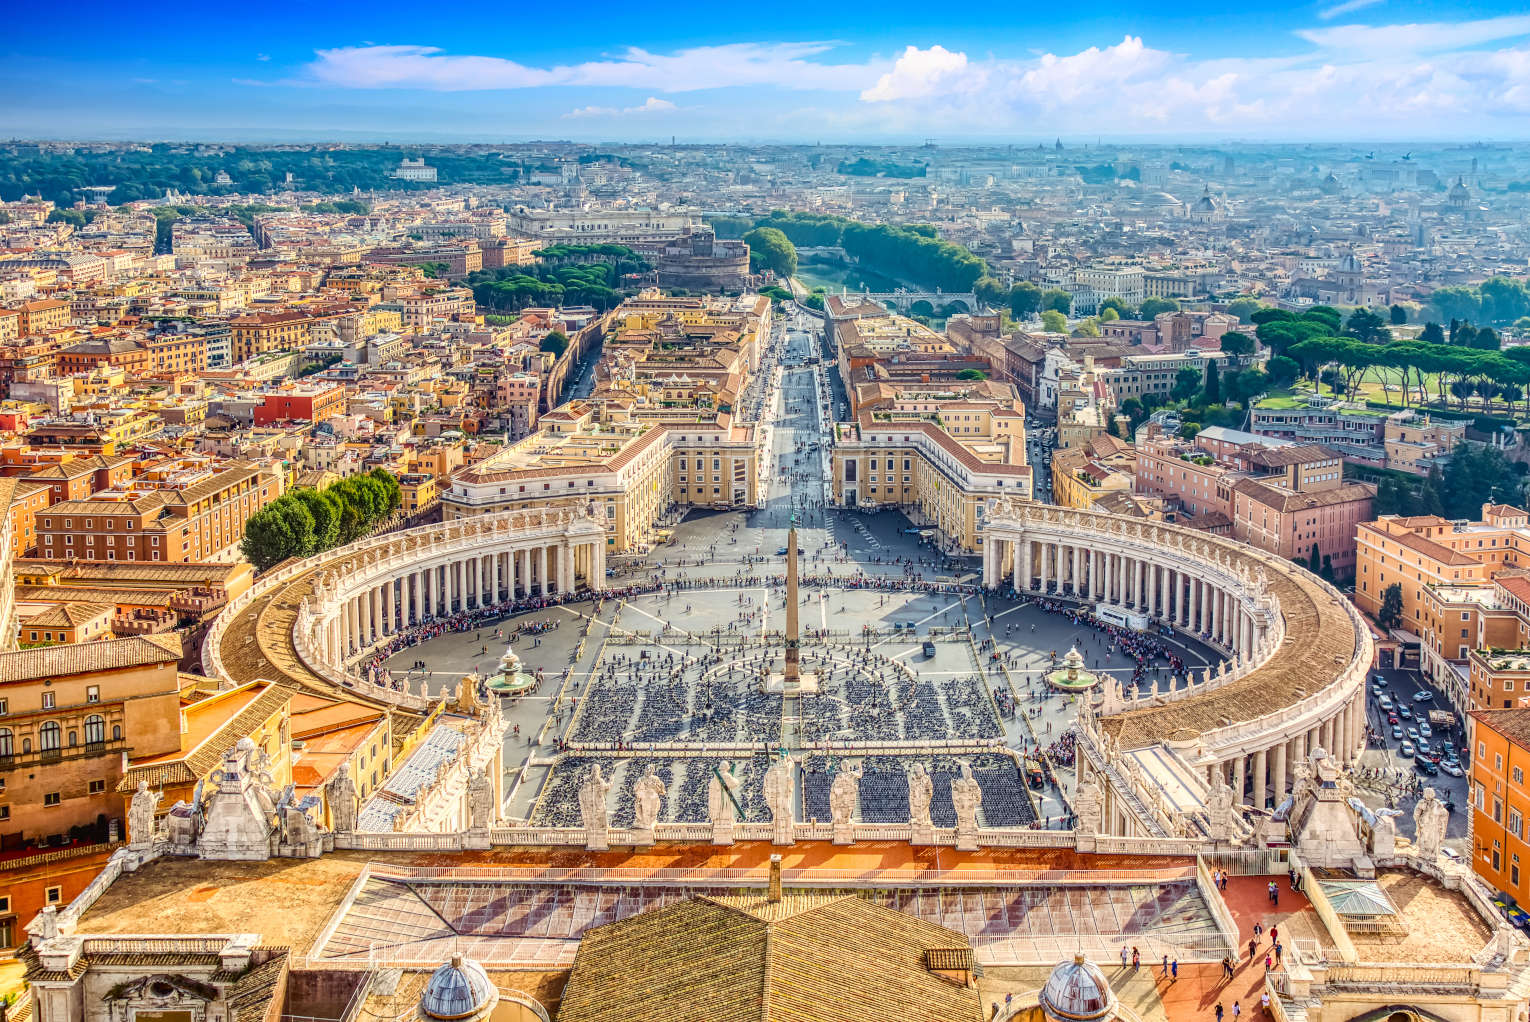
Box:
[4, 0, 1530, 141]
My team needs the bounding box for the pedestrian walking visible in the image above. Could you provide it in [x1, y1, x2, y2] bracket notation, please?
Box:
[1171, 958, 1178, 982]
[1215, 1003, 1224, 1022]
[1121, 946, 1130, 969]
[1233, 1001, 1241, 1019]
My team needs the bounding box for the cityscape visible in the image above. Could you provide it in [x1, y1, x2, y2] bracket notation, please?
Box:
[8, 6, 1530, 1019]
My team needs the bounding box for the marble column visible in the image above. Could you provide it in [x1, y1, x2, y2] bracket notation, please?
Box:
[1234, 755, 1247, 805]
[1253, 748, 1268, 810]
[383, 579, 395, 636]
[1272, 740, 1287, 799]
[541, 546, 551, 597]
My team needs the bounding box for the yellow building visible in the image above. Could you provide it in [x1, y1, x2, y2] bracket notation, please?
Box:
[1050, 435, 1137, 511]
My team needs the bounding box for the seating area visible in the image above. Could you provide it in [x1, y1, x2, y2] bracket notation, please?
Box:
[530, 754, 774, 827]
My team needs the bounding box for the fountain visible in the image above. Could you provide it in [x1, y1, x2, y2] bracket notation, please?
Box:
[485, 646, 535, 696]
[1045, 644, 1102, 693]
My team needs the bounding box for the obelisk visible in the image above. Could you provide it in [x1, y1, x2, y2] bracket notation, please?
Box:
[784, 524, 801, 684]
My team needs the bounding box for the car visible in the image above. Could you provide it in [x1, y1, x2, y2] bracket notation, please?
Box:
[1399, 706, 1412, 720]
[1416, 758, 1439, 776]
[1391, 726, 1404, 740]
[1374, 675, 1389, 687]
[922, 640, 937, 658]
[1371, 685, 1384, 697]
[1400, 741, 1416, 758]
[1379, 696, 1394, 710]
[1387, 712, 1399, 725]
[1420, 724, 1433, 739]
[1441, 761, 1465, 777]
[1414, 690, 1434, 702]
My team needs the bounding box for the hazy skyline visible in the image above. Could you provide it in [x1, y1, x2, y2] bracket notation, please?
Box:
[6, 0, 1530, 141]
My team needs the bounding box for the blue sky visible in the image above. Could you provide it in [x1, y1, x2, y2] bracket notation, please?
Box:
[4, 0, 1530, 140]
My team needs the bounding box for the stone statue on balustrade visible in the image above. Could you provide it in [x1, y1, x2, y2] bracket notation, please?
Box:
[951, 763, 984, 851]
[1073, 770, 1103, 836]
[708, 769, 736, 845]
[908, 762, 935, 845]
[1372, 806, 1402, 858]
[1413, 787, 1449, 861]
[1206, 776, 1238, 842]
[829, 763, 862, 845]
[327, 763, 358, 834]
[129, 780, 163, 849]
[762, 755, 797, 846]
[579, 765, 612, 851]
[467, 768, 496, 832]
[631, 765, 666, 844]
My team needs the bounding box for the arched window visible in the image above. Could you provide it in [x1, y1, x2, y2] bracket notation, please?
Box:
[68, 729, 78, 747]
[85, 715, 105, 745]
[0, 728, 11, 757]
[39, 721, 60, 752]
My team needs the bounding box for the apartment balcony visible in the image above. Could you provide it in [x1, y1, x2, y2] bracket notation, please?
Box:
[0, 737, 127, 771]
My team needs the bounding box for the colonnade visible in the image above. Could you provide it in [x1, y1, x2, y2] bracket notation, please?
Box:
[983, 532, 1263, 661]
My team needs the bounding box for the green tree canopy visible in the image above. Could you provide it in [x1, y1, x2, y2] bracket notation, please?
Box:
[742, 226, 798, 278]
[540, 331, 570, 357]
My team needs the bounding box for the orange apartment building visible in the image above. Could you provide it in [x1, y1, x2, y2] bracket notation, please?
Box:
[1469, 709, 1530, 910]
[15, 298, 70, 337]
[0, 634, 184, 853]
[1134, 427, 1374, 577]
[34, 459, 282, 563]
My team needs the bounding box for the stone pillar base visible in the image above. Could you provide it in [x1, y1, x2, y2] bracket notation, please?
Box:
[711, 823, 735, 845]
[910, 824, 936, 846]
[631, 827, 655, 847]
[832, 824, 854, 845]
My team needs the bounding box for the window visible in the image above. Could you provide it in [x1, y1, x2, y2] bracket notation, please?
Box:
[41, 691, 54, 709]
[43, 792, 60, 807]
[87, 686, 99, 703]
[0, 729, 10, 756]
[84, 715, 105, 745]
[39, 721, 60, 752]
[45, 886, 61, 904]
[1513, 809, 1524, 839]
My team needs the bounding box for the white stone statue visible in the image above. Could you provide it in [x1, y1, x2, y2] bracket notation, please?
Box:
[762, 756, 797, 845]
[467, 768, 495, 831]
[1372, 807, 1402, 857]
[579, 765, 612, 850]
[708, 770, 736, 828]
[1206, 776, 1238, 841]
[128, 780, 162, 848]
[951, 763, 984, 850]
[632, 765, 666, 833]
[1413, 787, 1449, 861]
[1073, 770, 1103, 835]
[908, 763, 934, 831]
[280, 803, 318, 848]
[327, 762, 357, 833]
[829, 763, 862, 843]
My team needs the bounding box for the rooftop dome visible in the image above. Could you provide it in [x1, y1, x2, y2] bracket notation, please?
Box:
[1040, 953, 1117, 1022]
[420, 953, 499, 1022]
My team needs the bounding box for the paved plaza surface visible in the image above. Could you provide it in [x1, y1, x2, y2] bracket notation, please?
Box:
[382, 310, 1231, 836]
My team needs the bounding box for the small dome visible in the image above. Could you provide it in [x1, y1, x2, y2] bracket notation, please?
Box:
[420, 953, 499, 1021]
[1040, 953, 1117, 1022]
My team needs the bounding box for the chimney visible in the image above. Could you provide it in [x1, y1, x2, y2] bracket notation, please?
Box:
[768, 854, 782, 903]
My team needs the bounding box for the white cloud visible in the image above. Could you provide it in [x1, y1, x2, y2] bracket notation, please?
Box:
[565, 96, 678, 118]
[861, 45, 971, 101]
[299, 42, 880, 93]
[1318, 0, 1384, 21]
[1297, 13, 1530, 52]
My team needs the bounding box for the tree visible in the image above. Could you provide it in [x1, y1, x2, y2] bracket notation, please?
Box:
[1419, 465, 1446, 517]
[291, 488, 341, 551]
[1100, 297, 1134, 319]
[1346, 307, 1390, 344]
[1321, 554, 1335, 582]
[974, 275, 1007, 305]
[1041, 289, 1073, 314]
[1040, 309, 1067, 333]
[539, 331, 569, 357]
[1203, 361, 1222, 405]
[1390, 304, 1409, 325]
[1421, 322, 1446, 345]
[1228, 297, 1264, 323]
[742, 226, 797, 278]
[1179, 421, 1202, 440]
[1266, 355, 1300, 387]
[1377, 583, 1405, 631]
[1072, 317, 1101, 338]
[1172, 368, 1202, 402]
[1308, 542, 1322, 574]
[1219, 331, 1255, 359]
[1009, 282, 1042, 319]
[1138, 297, 1180, 319]
[957, 368, 987, 381]
[1100, 306, 1120, 322]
